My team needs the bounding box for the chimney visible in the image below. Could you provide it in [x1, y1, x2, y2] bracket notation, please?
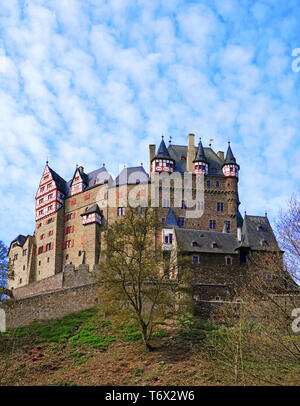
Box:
[149, 144, 155, 173]
[187, 133, 195, 172]
[217, 151, 224, 161]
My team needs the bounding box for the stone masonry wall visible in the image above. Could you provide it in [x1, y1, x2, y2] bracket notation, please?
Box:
[2, 283, 99, 329]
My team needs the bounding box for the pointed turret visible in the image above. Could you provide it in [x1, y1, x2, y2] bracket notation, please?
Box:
[151, 136, 175, 174]
[222, 141, 239, 179]
[193, 138, 208, 175]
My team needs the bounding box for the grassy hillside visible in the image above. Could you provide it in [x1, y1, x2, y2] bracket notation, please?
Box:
[0, 307, 299, 386]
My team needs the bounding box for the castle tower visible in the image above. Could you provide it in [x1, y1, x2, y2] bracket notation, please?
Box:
[35, 162, 67, 280]
[151, 136, 175, 174]
[222, 142, 239, 180]
[193, 138, 208, 175]
[222, 142, 239, 230]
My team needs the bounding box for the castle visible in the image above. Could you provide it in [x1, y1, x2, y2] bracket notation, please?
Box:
[7, 133, 281, 302]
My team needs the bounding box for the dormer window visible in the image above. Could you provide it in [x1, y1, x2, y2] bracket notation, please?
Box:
[181, 156, 185, 160]
[257, 225, 264, 231]
[261, 239, 268, 247]
[192, 241, 198, 247]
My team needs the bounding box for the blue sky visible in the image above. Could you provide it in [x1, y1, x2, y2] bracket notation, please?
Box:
[0, 0, 299, 247]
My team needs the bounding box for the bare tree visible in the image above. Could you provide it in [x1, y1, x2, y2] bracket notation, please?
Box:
[97, 206, 193, 351]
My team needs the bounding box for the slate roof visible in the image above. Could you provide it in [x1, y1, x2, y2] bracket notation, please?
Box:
[223, 142, 239, 168]
[11, 235, 27, 247]
[168, 145, 224, 175]
[112, 166, 150, 187]
[165, 207, 178, 226]
[65, 166, 113, 196]
[80, 204, 102, 216]
[193, 139, 207, 163]
[174, 228, 240, 254]
[154, 137, 171, 160]
[48, 166, 68, 195]
[240, 215, 280, 251]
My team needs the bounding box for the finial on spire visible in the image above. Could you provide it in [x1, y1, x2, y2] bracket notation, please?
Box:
[169, 136, 172, 144]
[265, 211, 267, 217]
[141, 162, 143, 166]
[46, 154, 50, 165]
[244, 210, 247, 216]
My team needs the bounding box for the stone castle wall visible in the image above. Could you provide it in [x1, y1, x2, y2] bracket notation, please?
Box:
[2, 283, 99, 329]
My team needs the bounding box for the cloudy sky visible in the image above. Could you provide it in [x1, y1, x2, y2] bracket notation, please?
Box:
[0, 0, 299, 246]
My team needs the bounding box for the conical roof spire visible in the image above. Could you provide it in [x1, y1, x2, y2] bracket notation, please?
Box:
[154, 136, 171, 160]
[224, 141, 236, 164]
[193, 138, 207, 163]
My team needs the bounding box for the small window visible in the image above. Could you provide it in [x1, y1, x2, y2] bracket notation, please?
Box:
[216, 181, 219, 187]
[66, 254, 69, 260]
[117, 207, 126, 216]
[215, 296, 220, 301]
[207, 181, 210, 187]
[225, 256, 232, 265]
[23, 265, 25, 271]
[193, 256, 199, 264]
[257, 225, 264, 231]
[181, 200, 187, 209]
[162, 218, 166, 223]
[217, 203, 224, 212]
[181, 156, 185, 160]
[210, 220, 216, 229]
[47, 257, 50, 263]
[38, 261, 41, 266]
[212, 242, 218, 248]
[178, 217, 184, 228]
[192, 241, 198, 247]
[78, 251, 82, 257]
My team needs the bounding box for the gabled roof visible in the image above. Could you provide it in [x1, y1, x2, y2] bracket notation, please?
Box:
[154, 137, 171, 160]
[11, 235, 27, 247]
[48, 166, 68, 195]
[193, 139, 207, 163]
[66, 165, 113, 196]
[241, 215, 280, 251]
[175, 228, 239, 254]
[112, 166, 150, 187]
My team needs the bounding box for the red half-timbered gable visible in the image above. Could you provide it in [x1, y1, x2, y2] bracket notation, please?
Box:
[35, 165, 65, 222]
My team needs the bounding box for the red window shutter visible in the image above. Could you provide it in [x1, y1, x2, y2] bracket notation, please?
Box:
[40, 235, 42, 240]
[36, 248, 39, 256]
[71, 199, 76, 205]
[52, 217, 54, 222]
[84, 194, 90, 200]
[140, 189, 146, 196]
[64, 215, 68, 221]
[50, 242, 54, 250]
[81, 235, 84, 244]
[43, 245, 46, 253]
[71, 226, 74, 233]
[71, 240, 74, 247]
[46, 219, 48, 224]
[72, 212, 75, 219]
